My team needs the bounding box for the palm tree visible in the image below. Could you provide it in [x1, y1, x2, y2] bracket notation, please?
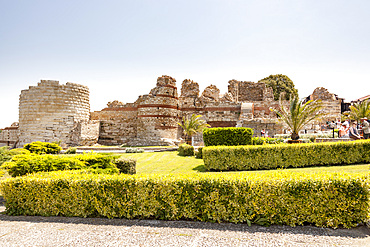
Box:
[348, 99, 370, 122]
[270, 96, 326, 140]
[178, 114, 210, 145]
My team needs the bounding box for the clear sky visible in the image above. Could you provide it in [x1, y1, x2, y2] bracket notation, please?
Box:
[1, 0, 369, 128]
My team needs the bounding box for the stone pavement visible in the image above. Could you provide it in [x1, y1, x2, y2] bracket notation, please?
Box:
[0, 202, 369, 246]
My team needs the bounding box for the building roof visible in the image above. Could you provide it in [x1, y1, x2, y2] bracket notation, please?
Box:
[352, 95, 370, 102]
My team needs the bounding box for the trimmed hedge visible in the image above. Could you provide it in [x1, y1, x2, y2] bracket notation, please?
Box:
[24, 141, 62, 154]
[114, 157, 136, 175]
[0, 171, 369, 228]
[178, 144, 194, 156]
[203, 127, 253, 146]
[203, 140, 370, 171]
[0, 153, 135, 177]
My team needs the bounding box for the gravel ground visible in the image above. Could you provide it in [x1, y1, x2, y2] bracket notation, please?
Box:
[0, 198, 369, 247]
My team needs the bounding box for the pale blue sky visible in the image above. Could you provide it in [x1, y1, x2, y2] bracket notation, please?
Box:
[1, 0, 369, 128]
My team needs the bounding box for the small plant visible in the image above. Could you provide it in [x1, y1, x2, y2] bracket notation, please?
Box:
[114, 157, 136, 174]
[252, 137, 265, 145]
[195, 147, 203, 159]
[125, 147, 144, 153]
[178, 144, 194, 156]
[64, 147, 77, 154]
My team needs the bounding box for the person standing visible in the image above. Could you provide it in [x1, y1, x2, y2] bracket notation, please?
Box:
[261, 129, 265, 137]
[349, 122, 362, 140]
[361, 118, 370, 139]
[339, 122, 349, 138]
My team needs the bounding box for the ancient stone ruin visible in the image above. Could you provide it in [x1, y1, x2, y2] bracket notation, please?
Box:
[0, 76, 343, 147]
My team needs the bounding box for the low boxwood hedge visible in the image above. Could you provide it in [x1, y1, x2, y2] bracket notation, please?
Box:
[0, 171, 368, 228]
[203, 140, 370, 171]
[203, 127, 253, 146]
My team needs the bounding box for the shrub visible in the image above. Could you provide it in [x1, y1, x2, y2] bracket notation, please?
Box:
[178, 144, 194, 156]
[252, 137, 286, 145]
[0, 147, 30, 166]
[64, 147, 77, 154]
[74, 153, 119, 170]
[125, 147, 144, 153]
[0, 171, 369, 228]
[114, 157, 136, 174]
[203, 127, 253, 146]
[24, 141, 62, 154]
[203, 140, 370, 171]
[1, 153, 120, 177]
[1, 154, 86, 177]
[195, 147, 203, 159]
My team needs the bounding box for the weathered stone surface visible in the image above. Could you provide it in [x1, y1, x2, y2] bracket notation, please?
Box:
[228, 80, 274, 102]
[309, 87, 341, 121]
[220, 93, 234, 102]
[200, 85, 220, 102]
[107, 100, 124, 108]
[180, 79, 200, 98]
[311, 87, 337, 101]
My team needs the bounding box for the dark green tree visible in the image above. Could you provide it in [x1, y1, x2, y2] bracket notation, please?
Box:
[258, 74, 298, 101]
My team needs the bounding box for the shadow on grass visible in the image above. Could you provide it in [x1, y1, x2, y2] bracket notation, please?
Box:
[192, 165, 207, 172]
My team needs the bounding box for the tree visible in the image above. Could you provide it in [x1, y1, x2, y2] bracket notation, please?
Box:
[270, 96, 326, 140]
[348, 100, 370, 122]
[258, 74, 298, 101]
[178, 114, 210, 145]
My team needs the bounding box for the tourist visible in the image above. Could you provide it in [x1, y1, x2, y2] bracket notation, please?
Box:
[348, 122, 362, 140]
[261, 129, 265, 137]
[339, 122, 349, 138]
[361, 117, 370, 139]
[264, 130, 269, 138]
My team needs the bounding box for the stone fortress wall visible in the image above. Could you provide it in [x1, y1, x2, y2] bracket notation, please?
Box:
[0, 76, 343, 147]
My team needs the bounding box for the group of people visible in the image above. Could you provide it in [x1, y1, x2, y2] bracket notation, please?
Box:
[338, 117, 370, 140]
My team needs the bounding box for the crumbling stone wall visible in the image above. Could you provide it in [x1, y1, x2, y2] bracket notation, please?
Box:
[180, 81, 240, 128]
[228, 80, 274, 102]
[91, 103, 138, 145]
[18, 80, 96, 147]
[8, 77, 344, 147]
[309, 87, 341, 121]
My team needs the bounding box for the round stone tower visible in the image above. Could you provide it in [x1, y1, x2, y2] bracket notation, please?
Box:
[135, 75, 180, 145]
[18, 80, 90, 146]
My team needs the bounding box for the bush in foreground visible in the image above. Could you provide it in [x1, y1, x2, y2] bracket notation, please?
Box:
[203, 140, 370, 171]
[0, 171, 368, 228]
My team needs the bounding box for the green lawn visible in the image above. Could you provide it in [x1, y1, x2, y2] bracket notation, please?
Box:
[121, 151, 370, 176]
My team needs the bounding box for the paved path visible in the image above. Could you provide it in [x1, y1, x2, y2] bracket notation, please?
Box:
[1, 205, 369, 247]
